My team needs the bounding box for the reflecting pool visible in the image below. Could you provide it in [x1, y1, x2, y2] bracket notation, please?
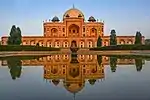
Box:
[0, 54, 150, 100]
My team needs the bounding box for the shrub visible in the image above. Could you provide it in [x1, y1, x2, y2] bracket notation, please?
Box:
[90, 45, 150, 51]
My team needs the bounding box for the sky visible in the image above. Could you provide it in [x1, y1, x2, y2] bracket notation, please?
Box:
[0, 0, 150, 39]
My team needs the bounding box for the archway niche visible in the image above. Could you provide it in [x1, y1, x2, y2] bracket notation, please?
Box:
[120, 40, 125, 45]
[47, 41, 52, 47]
[128, 40, 133, 44]
[71, 40, 77, 48]
[69, 67, 80, 78]
[90, 28, 97, 37]
[30, 40, 35, 45]
[63, 41, 69, 48]
[80, 41, 85, 48]
[87, 40, 93, 48]
[51, 28, 58, 37]
[38, 40, 44, 46]
[68, 24, 79, 37]
[54, 41, 60, 48]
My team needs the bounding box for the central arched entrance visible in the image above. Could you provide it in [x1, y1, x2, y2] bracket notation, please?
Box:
[71, 40, 77, 48]
[70, 40, 79, 53]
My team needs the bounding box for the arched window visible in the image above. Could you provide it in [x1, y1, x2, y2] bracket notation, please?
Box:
[80, 41, 85, 48]
[78, 14, 82, 17]
[105, 41, 109, 46]
[38, 40, 44, 46]
[87, 55, 93, 60]
[68, 24, 79, 37]
[83, 27, 85, 32]
[90, 28, 97, 37]
[128, 40, 133, 44]
[47, 55, 52, 61]
[54, 41, 60, 48]
[30, 40, 35, 45]
[47, 41, 52, 47]
[102, 27, 104, 32]
[120, 40, 125, 45]
[80, 55, 85, 60]
[23, 41, 27, 45]
[63, 28, 65, 32]
[51, 66, 58, 74]
[69, 67, 79, 78]
[44, 28, 46, 33]
[55, 55, 61, 61]
[63, 55, 69, 60]
[51, 28, 58, 37]
[66, 14, 69, 17]
[63, 41, 69, 47]
[88, 41, 93, 48]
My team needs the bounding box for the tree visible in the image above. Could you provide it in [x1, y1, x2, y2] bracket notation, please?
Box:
[109, 56, 117, 72]
[70, 53, 79, 63]
[7, 25, 22, 45]
[16, 27, 22, 45]
[135, 58, 143, 72]
[97, 36, 102, 47]
[134, 31, 142, 45]
[110, 29, 117, 46]
[7, 25, 16, 45]
[97, 55, 102, 66]
[88, 79, 96, 85]
[7, 57, 22, 80]
[52, 79, 60, 86]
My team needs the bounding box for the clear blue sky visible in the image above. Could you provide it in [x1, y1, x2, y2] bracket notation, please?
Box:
[0, 0, 150, 38]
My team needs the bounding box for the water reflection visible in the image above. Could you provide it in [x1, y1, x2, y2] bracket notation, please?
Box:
[105, 55, 145, 72]
[43, 54, 104, 95]
[7, 57, 22, 80]
[0, 54, 148, 95]
[0, 56, 46, 80]
[109, 56, 117, 72]
[135, 58, 143, 71]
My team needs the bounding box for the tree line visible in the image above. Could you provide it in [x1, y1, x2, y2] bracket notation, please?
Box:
[97, 29, 143, 47]
[97, 55, 144, 73]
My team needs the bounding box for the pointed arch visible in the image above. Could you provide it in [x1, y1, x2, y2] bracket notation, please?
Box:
[51, 28, 58, 37]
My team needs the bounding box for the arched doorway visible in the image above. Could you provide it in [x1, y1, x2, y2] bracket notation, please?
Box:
[51, 28, 58, 37]
[80, 41, 85, 48]
[90, 28, 97, 37]
[71, 40, 77, 48]
[87, 41, 93, 48]
[70, 40, 79, 52]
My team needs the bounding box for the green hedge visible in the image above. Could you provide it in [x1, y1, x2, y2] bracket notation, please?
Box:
[0, 55, 47, 60]
[0, 45, 60, 51]
[105, 55, 150, 59]
[90, 45, 150, 51]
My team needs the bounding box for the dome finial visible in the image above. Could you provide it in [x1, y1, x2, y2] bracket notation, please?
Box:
[73, 4, 75, 9]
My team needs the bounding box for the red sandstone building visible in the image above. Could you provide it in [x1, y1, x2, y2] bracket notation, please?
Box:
[1, 7, 145, 47]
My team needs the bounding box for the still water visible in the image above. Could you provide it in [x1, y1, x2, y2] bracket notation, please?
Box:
[0, 54, 150, 100]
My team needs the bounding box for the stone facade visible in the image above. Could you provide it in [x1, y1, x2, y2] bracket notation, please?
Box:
[1, 7, 145, 47]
